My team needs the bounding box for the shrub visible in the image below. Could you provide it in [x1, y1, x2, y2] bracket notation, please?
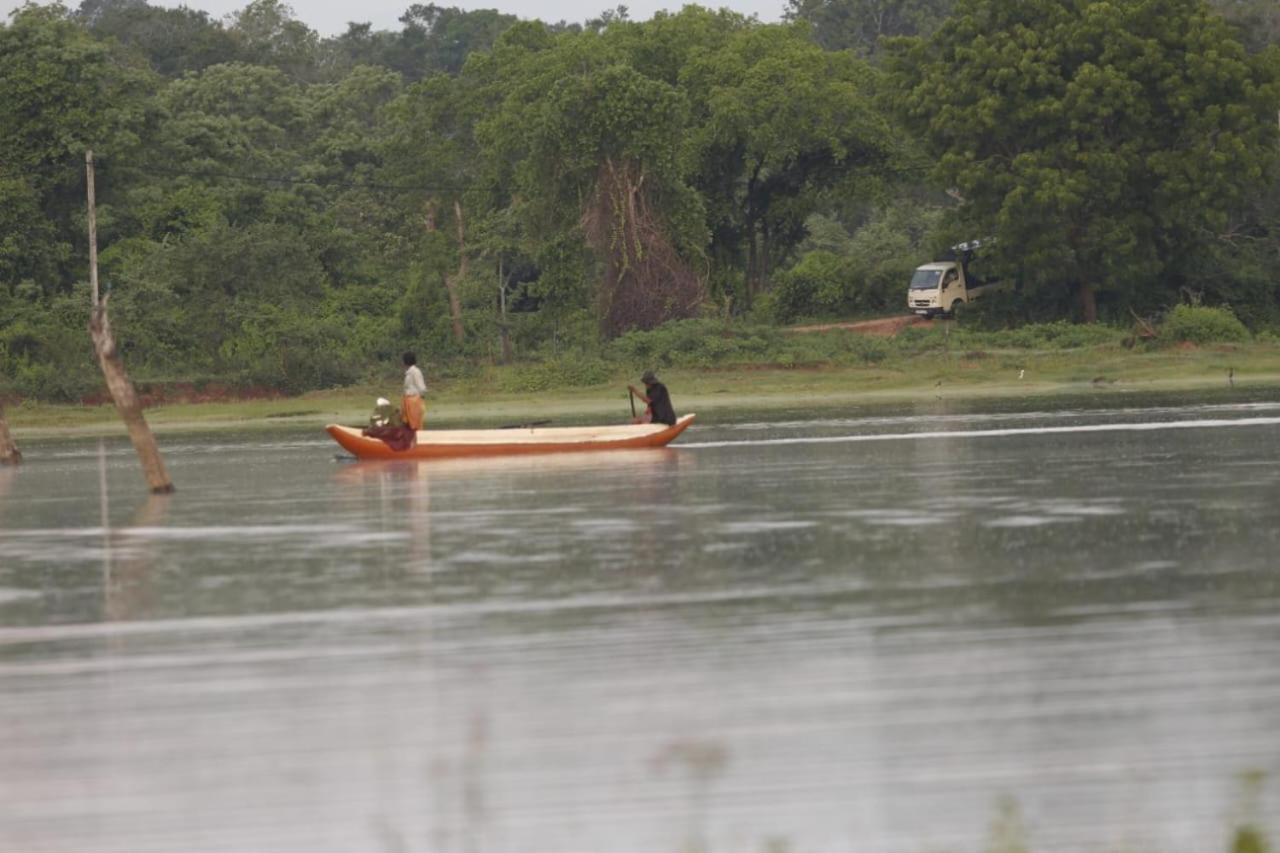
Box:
[0, 292, 101, 401]
[766, 251, 857, 323]
[1160, 305, 1250, 345]
[979, 321, 1123, 349]
[218, 306, 362, 392]
[496, 356, 613, 392]
[608, 319, 773, 368]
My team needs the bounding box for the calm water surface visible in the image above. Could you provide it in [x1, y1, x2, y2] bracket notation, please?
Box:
[2, 394, 1280, 852]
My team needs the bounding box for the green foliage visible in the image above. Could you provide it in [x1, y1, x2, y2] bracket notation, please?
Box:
[842, 207, 934, 311]
[609, 319, 766, 367]
[0, 174, 61, 289]
[1211, 0, 1280, 54]
[111, 221, 329, 356]
[785, 0, 954, 57]
[76, 0, 241, 77]
[887, 319, 1126, 355]
[1160, 304, 1251, 345]
[330, 6, 520, 80]
[606, 317, 897, 368]
[965, 320, 1123, 350]
[0, 4, 153, 295]
[1231, 824, 1272, 853]
[218, 304, 361, 392]
[3, 2, 1278, 403]
[495, 355, 613, 392]
[680, 20, 897, 303]
[766, 250, 857, 322]
[0, 289, 100, 401]
[768, 202, 946, 322]
[886, 0, 1280, 319]
[226, 0, 321, 81]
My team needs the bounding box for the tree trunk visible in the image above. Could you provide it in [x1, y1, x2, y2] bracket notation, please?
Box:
[759, 220, 771, 286]
[498, 258, 513, 365]
[1077, 281, 1098, 324]
[89, 300, 174, 493]
[0, 403, 20, 465]
[424, 199, 465, 344]
[744, 227, 759, 309]
[445, 199, 467, 344]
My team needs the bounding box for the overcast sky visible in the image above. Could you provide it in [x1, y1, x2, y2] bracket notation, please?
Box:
[3, 0, 786, 36]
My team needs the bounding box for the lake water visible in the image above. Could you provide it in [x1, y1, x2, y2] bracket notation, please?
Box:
[2, 393, 1279, 852]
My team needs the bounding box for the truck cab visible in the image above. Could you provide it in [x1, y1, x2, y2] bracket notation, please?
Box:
[907, 242, 1001, 318]
[908, 262, 968, 317]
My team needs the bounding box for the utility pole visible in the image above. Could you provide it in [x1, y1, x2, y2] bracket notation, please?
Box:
[85, 150, 174, 493]
[86, 150, 100, 307]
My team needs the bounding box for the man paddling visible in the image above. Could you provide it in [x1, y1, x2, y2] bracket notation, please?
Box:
[628, 370, 677, 426]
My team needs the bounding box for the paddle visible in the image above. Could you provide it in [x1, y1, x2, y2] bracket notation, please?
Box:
[628, 387, 636, 419]
[499, 419, 552, 429]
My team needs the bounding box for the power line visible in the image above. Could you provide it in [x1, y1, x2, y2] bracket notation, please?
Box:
[3, 155, 933, 194]
[98, 160, 475, 193]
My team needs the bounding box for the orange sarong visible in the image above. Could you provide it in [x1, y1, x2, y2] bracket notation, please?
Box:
[401, 395, 425, 431]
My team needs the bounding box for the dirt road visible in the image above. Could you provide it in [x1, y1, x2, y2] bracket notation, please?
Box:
[787, 315, 929, 337]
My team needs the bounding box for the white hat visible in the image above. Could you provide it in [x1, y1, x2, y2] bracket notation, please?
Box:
[375, 397, 390, 407]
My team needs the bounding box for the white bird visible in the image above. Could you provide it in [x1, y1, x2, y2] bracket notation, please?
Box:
[1018, 369, 1025, 380]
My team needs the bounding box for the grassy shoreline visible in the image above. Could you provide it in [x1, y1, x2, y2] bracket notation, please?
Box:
[7, 341, 1280, 440]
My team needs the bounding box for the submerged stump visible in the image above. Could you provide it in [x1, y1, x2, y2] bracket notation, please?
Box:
[0, 404, 19, 465]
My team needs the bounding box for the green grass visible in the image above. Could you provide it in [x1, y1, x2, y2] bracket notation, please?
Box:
[8, 338, 1280, 439]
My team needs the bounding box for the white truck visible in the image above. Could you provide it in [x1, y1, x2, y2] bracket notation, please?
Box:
[906, 240, 1003, 318]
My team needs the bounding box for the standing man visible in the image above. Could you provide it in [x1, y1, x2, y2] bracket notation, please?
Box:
[402, 351, 427, 431]
[628, 370, 676, 426]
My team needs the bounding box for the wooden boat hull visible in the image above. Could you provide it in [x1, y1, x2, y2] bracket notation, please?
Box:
[326, 414, 696, 460]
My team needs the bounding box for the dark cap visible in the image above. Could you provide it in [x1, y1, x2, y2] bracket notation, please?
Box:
[641, 370, 657, 384]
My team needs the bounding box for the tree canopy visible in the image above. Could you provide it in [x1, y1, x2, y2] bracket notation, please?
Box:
[887, 0, 1280, 321]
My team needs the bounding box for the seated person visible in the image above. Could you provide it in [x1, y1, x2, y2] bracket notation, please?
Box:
[627, 370, 677, 426]
[368, 397, 403, 429]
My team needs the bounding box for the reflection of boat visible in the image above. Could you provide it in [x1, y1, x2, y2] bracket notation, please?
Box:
[326, 414, 696, 460]
[333, 447, 684, 484]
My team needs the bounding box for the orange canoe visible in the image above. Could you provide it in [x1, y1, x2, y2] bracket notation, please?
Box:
[326, 414, 696, 460]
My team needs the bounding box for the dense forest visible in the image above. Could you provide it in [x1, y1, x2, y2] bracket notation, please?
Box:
[1, 0, 1279, 399]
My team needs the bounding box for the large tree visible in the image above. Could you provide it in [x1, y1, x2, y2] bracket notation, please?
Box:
[226, 0, 321, 81]
[682, 21, 897, 305]
[465, 11, 898, 327]
[75, 0, 240, 77]
[888, 0, 1280, 322]
[464, 20, 709, 337]
[381, 72, 487, 343]
[1210, 0, 1280, 54]
[0, 4, 152, 295]
[785, 0, 954, 56]
[329, 4, 520, 80]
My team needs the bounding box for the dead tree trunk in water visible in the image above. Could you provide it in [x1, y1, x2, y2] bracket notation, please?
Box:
[89, 301, 174, 493]
[0, 404, 20, 465]
[85, 150, 173, 494]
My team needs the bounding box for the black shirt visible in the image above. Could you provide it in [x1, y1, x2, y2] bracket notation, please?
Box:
[645, 381, 676, 426]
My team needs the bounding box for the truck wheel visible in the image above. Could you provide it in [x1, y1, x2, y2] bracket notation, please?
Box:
[948, 300, 963, 319]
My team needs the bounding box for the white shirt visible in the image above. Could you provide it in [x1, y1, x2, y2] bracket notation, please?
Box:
[403, 364, 427, 397]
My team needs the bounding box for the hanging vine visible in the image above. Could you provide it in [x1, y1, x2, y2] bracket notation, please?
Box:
[581, 157, 704, 337]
